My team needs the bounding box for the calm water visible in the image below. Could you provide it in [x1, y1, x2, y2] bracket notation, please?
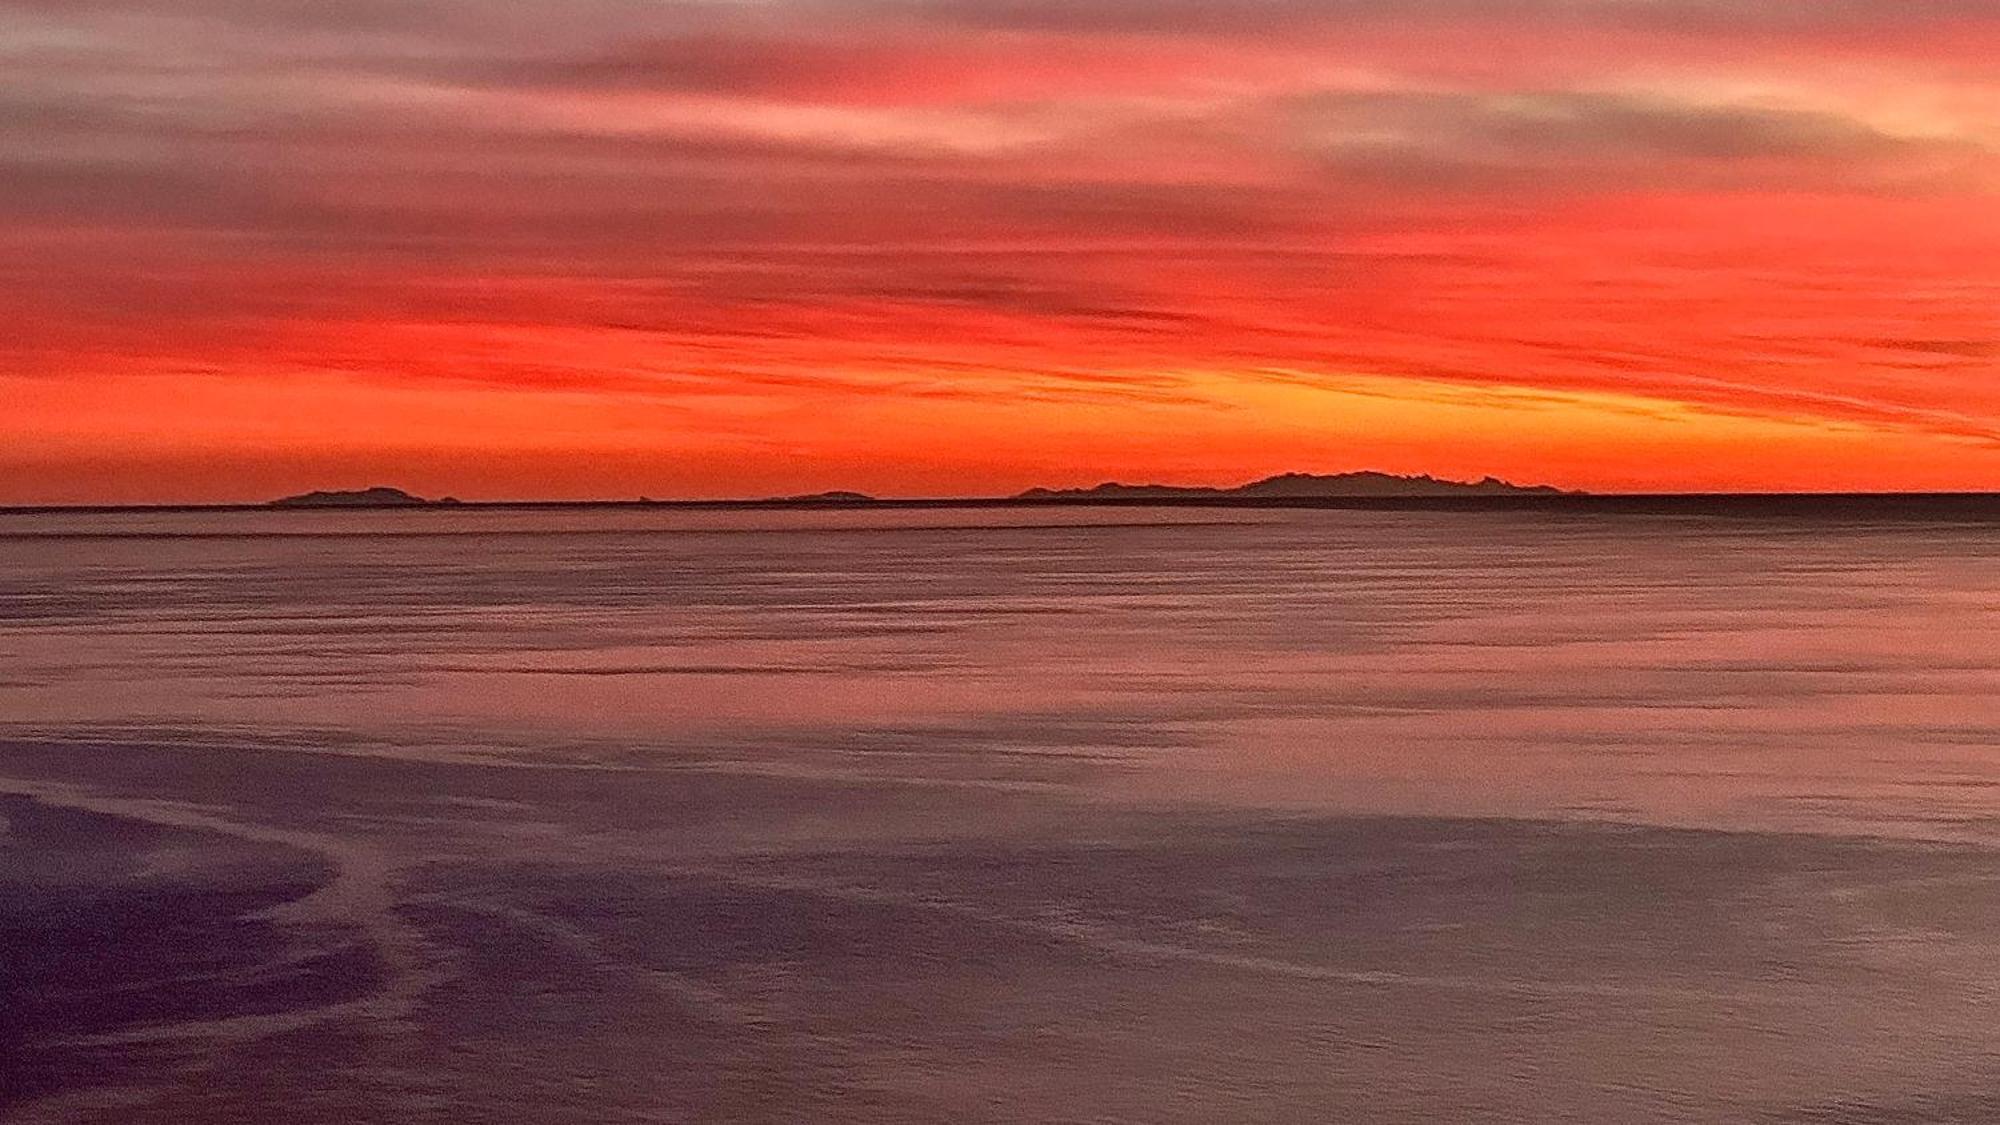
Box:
[2, 506, 1997, 1122]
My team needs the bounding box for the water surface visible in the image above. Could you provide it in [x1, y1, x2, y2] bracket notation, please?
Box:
[3, 506, 1997, 1122]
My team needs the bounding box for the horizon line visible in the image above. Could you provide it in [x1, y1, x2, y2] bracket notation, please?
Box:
[8, 490, 2000, 517]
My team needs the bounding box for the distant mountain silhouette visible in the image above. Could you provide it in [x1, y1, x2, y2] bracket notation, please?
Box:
[1018, 471, 1571, 501]
[264, 475, 1566, 509]
[269, 486, 455, 508]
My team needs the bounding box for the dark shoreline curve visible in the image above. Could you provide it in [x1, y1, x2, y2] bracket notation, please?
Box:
[4, 493, 2000, 520]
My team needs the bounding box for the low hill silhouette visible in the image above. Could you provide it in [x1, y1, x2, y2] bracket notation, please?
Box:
[270, 487, 459, 508]
[775, 490, 878, 503]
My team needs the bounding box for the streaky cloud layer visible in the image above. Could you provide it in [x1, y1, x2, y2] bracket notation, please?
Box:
[2, 0, 1997, 500]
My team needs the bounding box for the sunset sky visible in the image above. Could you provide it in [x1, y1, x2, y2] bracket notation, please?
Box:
[5, 0, 1998, 502]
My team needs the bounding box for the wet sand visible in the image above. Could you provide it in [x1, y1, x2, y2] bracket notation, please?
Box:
[0, 789, 373, 1118]
[9, 735, 2000, 1124]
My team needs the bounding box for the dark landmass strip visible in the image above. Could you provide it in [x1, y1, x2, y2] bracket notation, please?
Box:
[1019, 471, 1570, 501]
[269, 487, 461, 508]
[8, 483, 1999, 522]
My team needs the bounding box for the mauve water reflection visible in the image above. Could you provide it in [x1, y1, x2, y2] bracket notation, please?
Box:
[2, 506, 1998, 1123]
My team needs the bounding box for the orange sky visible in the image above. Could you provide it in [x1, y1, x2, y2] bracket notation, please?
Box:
[4, 0, 1997, 502]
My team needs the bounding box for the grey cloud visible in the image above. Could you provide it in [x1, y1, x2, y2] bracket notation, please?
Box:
[447, 34, 893, 96]
[1281, 90, 1990, 192]
[6, 0, 1992, 50]
[870, 0, 1999, 37]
